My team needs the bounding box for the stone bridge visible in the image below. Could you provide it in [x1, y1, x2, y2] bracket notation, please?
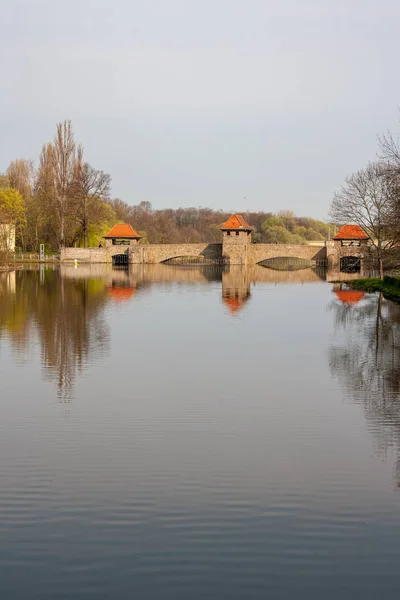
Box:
[61, 242, 328, 265]
[60, 213, 368, 271]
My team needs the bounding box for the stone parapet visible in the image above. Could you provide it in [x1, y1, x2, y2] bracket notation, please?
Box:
[248, 244, 327, 265]
[61, 247, 109, 263]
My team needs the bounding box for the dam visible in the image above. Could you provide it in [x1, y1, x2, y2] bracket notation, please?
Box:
[60, 214, 370, 273]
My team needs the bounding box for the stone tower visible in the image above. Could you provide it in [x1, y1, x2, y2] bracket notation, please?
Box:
[220, 214, 253, 265]
[326, 224, 369, 273]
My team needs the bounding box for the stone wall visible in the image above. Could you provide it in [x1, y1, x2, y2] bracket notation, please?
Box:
[248, 243, 327, 265]
[61, 246, 130, 263]
[222, 230, 251, 246]
[61, 247, 109, 263]
[130, 243, 223, 264]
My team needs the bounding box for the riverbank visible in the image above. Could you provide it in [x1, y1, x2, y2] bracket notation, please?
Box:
[349, 276, 400, 302]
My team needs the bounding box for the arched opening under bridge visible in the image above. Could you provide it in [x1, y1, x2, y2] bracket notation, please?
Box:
[161, 256, 227, 266]
[258, 257, 317, 271]
[340, 256, 361, 273]
[112, 254, 129, 266]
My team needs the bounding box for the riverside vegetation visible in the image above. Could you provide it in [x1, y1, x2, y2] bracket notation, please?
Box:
[349, 276, 400, 303]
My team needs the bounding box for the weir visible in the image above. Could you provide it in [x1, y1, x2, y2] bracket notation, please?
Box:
[60, 215, 370, 271]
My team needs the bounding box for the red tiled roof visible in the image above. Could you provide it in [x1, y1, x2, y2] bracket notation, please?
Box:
[104, 224, 141, 238]
[334, 290, 365, 304]
[107, 286, 136, 302]
[333, 225, 369, 240]
[220, 214, 253, 230]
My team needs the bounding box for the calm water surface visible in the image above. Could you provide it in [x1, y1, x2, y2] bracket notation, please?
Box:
[1, 265, 400, 599]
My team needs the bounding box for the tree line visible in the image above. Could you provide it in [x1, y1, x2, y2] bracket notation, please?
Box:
[330, 118, 400, 278]
[109, 200, 330, 246]
[1, 121, 112, 252]
[1, 119, 331, 253]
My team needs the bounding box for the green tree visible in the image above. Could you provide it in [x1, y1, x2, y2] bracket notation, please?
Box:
[305, 227, 324, 241]
[0, 187, 26, 229]
[262, 216, 284, 230]
[0, 187, 26, 255]
[263, 225, 293, 244]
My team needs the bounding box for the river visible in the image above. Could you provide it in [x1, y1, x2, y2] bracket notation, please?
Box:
[1, 265, 400, 599]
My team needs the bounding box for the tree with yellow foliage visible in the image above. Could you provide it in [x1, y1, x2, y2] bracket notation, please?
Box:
[0, 187, 26, 252]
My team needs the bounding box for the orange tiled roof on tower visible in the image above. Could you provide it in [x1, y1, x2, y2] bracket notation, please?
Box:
[220, 214, 253, 230]
[333, 225, 369, 240]
[104, 224, 141, 238]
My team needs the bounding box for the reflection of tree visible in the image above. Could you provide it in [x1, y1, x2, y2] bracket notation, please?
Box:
[0, 269, 109, 400]
[329, 291, 400, 485]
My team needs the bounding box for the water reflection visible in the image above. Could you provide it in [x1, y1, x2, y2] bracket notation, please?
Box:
[0, 269, 110, 400]
[222, 267, 251, 315]
[3, 265, 400, 597]
[330, 287, 400, 485]
[3, 264, 400, 413]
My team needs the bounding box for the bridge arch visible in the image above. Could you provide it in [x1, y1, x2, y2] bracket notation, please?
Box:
[161, 255, 222, 265]
[248, 243, 327, 267]
[112, 253, 129, 266]
[340, 255, 361, 273]
[258, 256, 316, 270]
[142, 243, 223, 264]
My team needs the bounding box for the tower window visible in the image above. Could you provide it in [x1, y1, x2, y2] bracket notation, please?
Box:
[236, 231, 239, 236]
[227, 231, 231, 236]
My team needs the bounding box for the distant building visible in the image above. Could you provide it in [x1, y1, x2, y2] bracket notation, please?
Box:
[333, 225, 369, 247]
[327, 225, 370, 274]
[0, 222, 16, 252]
[220, 214, 254, 242]
[103, 224, 141, 247]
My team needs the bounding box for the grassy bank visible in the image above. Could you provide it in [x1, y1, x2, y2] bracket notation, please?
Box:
[349, 276, 400, 302]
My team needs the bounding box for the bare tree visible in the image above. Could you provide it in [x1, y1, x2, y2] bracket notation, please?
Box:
[73, 150, 111, 247]
[35, 142, 58, 249]
[108, 198, 134, 223]
[34, 121, 78, 250]
[52, 121, 77, 249]
[379, 130, 400, 229]
[330, 162, 400, 279]
[6, 159, 34, 199]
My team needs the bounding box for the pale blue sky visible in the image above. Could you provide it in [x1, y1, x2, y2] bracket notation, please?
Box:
[1, 0, 400, 219]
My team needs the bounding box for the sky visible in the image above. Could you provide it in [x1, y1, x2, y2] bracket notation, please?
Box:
[1, 0, 400, 220]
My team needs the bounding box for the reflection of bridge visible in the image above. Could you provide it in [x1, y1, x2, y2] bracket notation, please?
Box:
[59, 263, 329, 318]
[60, 263, 326, 285]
